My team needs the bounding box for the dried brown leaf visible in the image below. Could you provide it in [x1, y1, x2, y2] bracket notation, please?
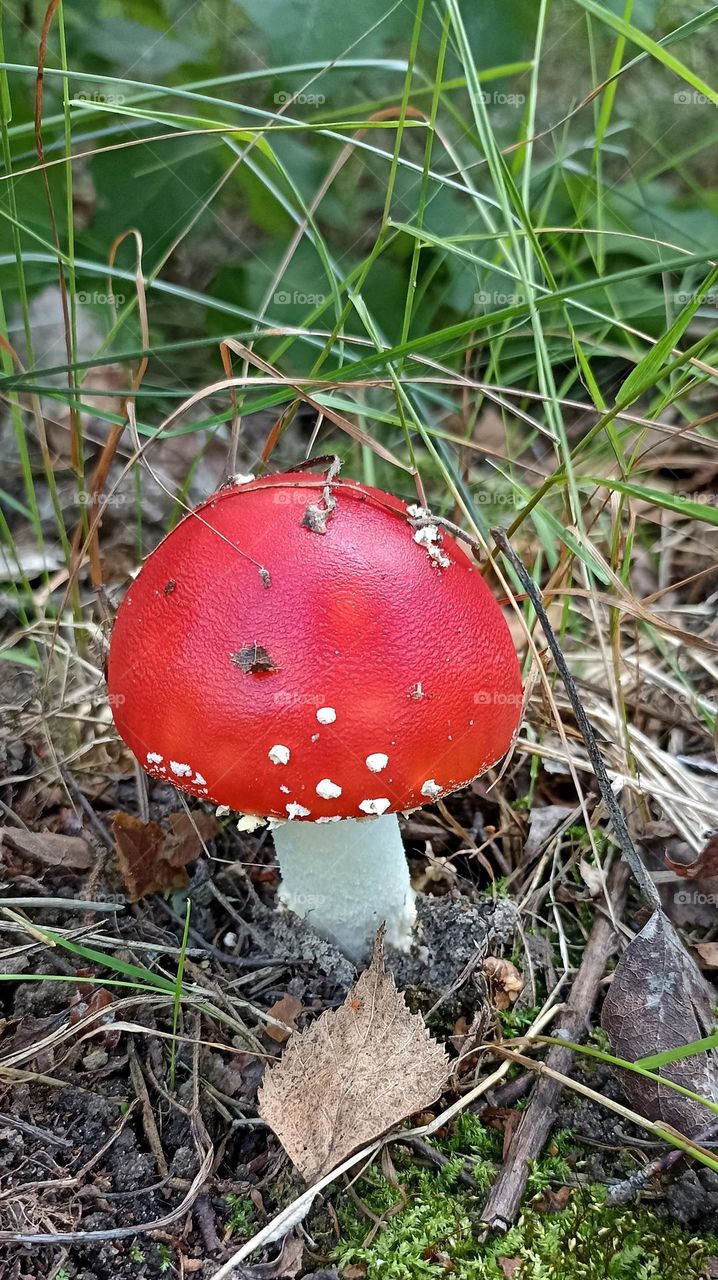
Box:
[483, 956, 524, 1010]
[694, 943, 718, 969]
[666, 833, 718, 880]
[601, 910, 718, 1135]
[235, 1232, 303, 1279]
[265, 994, 303, 1044]
[258, 931, 450, 1181]
[112, 810, 216, 900]
[164, 810, 218, 863]
[0, 827, 93, 870]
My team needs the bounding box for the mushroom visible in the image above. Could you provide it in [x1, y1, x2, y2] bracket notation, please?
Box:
[107, 467, 522, 962]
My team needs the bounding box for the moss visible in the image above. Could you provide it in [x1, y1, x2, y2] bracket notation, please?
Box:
[331, 1129, 717, 1280]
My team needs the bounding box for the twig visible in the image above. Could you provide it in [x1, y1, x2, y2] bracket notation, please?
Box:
[58, 764, 115, 850]
[0, 897, 121, 912]
[0, 1145, 213, 1244]
[479, 859, 630, 1232]
[0, 1111, 73, 1149]
[396, 1135, 477, 1188]
[491, 527, 661, 911]
[129, 1037, 169, 1178]
[605, 1119, 718, 1205]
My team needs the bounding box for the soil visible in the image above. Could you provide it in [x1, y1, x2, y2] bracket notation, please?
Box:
[1, 711, 717, 1275]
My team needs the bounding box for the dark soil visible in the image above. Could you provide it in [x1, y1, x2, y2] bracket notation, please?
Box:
[1, 712, 717, 1275]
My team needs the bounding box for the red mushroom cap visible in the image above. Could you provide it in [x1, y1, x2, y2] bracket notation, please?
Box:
[108, 471, 522, 820]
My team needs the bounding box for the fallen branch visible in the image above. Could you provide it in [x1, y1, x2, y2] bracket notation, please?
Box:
[479, 859, 630, 1232]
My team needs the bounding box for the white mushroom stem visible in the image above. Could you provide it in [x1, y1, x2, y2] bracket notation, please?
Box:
[272, 813, 416, 964]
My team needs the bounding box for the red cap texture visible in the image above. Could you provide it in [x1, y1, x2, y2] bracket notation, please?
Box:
[108, 471, 522, 821]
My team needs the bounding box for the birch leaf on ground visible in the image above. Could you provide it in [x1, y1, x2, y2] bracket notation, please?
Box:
[258, 930, 450, 1181]
[601, 910, 718, 1135]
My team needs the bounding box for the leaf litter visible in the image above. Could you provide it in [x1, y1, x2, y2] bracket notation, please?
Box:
[602, 910, 718, 1136]
[258, 929, 451, 1181]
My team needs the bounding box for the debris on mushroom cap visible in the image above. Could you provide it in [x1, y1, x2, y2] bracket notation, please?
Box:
[413, 524, 451, 570]
[107, 469, 522, 821]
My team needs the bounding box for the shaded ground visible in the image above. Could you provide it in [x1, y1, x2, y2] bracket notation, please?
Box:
[1, 738, 718, 1277]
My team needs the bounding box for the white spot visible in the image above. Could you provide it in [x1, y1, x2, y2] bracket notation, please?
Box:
[280, 784, 290, 794]
[359, 798, 391, 816]
[311, 733, 320, 743]
[230, 472, 255, 485]
[170, 761, 192, 778]
[407, 503, 430, 518]
[413, 524, 451, 569]
[421, 779, 442, 799]
[269, 744, 290, 765]
[409, 682, 425, 700]
[236, 814, 265, 832]
[223, 931, 238, 949]
[316, 707, 336, 724]
[286, 802, 311, 819]
[194, 772, 207, 785]
[316, 778, 342, 799]
[268, 817, 287, 830]
[366, 753, 389, 773]
[146, 751, 163, 765]
[216, 804, 231, 817]
[317, 816, 342, 823]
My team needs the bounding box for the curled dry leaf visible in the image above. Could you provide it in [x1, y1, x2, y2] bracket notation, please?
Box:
[233, 1231, 304, 1279]
[258, 930, 450, 1181]
[264, 994, 303, 1044]
[693, 943, 718, 969]
[483, 956, 524, 1010]
[666, 832, 718, 880]
[111, 810, 218, 900]
[601, 909, 718, 1136]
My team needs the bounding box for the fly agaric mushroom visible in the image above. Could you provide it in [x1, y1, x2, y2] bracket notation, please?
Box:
[107, 465, 522, 962]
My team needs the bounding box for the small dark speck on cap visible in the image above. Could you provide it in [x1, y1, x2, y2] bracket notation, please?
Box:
[231, 643, 278, 674]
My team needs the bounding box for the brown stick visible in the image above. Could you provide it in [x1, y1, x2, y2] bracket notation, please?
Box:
[480, 860, 630, 1232]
